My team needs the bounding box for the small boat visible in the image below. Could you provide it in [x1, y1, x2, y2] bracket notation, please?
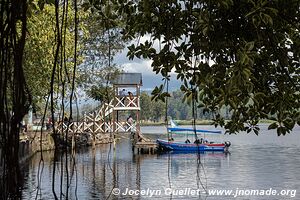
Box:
[156, 139, 230, 152]
[156, 120, 231, 152]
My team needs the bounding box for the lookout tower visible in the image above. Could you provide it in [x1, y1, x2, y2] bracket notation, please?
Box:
[111, 73, 142, 134]
[56, 72, 154, 151]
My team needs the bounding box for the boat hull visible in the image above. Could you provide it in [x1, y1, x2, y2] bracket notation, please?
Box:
[156, 139, 227, 152]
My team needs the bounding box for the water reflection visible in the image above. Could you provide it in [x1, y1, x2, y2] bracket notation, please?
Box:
[21, 126, 300, 199]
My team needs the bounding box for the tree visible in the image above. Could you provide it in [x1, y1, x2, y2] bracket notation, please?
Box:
[1, 0, 127, 198]
[77, 1, 127, 102]
[140, 92, 165, 121]
[140, 92, 152, 121]
[118, 0, 300, 135]
[24, 1, 87, 113]
[151, 100, 166, 122]
[0, 0, 31, 197]
[168, 90, 191, 120]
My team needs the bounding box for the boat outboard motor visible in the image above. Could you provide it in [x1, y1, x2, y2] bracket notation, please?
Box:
[224, 141, 231, 147]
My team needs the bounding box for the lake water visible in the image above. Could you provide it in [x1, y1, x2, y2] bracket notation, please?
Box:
[21, 125, 300, 199]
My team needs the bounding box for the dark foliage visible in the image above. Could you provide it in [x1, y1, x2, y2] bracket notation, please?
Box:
[118, 0, 300, 135]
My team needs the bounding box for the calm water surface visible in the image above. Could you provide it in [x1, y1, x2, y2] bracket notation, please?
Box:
[21, 125, 300, 199]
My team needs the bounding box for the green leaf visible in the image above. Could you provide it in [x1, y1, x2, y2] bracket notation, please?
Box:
[252, 15, 261, 27]
[268, 122, 278, 130]
[277, 127, 285, 136]
[260, 13, 273, 25]
[37, 0, 45, 10]
[283, 118, 295, 130]
[245, 41, 255, 51]
[45, 0, 54, 4]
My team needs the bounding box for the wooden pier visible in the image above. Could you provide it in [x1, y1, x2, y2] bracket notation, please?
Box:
[55, 73, 159, 153]
[131, 131, 158, 154]
[133, 141, 157, 154]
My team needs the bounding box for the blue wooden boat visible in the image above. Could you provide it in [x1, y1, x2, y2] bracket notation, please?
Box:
[156, 139, 230, 152]
[157, 120, 231, 152]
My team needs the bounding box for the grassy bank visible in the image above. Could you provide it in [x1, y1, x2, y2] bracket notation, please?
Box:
[141, 119, 213, 126]
[141, 119, 275, 126]
[140, 121, 166, 126]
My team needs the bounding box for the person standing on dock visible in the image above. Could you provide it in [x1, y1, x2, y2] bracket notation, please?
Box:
[127, 115, 134, 131]
[119, 89, 126, 106]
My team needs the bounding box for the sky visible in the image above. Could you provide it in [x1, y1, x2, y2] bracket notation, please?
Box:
[76, 47, 181, 109]
[114, 45, 181, 92]
[77, 37, 182, 108]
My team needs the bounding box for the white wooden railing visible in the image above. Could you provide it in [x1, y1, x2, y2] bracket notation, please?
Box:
[56, 95, 139, 135]
[56, 121, 136, 135]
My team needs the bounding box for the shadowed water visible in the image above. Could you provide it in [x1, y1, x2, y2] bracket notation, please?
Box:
[21, 125, 300, 199]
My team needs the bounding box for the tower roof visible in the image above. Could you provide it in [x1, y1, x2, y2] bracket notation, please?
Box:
[112, 73, 142, 86]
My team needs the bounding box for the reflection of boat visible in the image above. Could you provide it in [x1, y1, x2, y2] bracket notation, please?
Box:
[157, 120, 231, 152]
[157, 150, 229, 158]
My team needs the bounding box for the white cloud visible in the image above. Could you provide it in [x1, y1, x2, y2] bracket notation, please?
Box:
[114, 35, 181, 91]
[121, 59, 154, 75]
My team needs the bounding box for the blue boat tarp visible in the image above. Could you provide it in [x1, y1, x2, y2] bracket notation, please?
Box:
[167, 127, 222, 134]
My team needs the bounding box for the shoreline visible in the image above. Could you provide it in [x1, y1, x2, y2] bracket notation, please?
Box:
[141, 119, 275, 126]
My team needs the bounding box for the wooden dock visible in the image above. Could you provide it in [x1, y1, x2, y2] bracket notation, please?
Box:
[133, 141, 157, 154]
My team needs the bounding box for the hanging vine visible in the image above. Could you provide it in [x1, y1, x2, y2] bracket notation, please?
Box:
[0, 0, 32, 198]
